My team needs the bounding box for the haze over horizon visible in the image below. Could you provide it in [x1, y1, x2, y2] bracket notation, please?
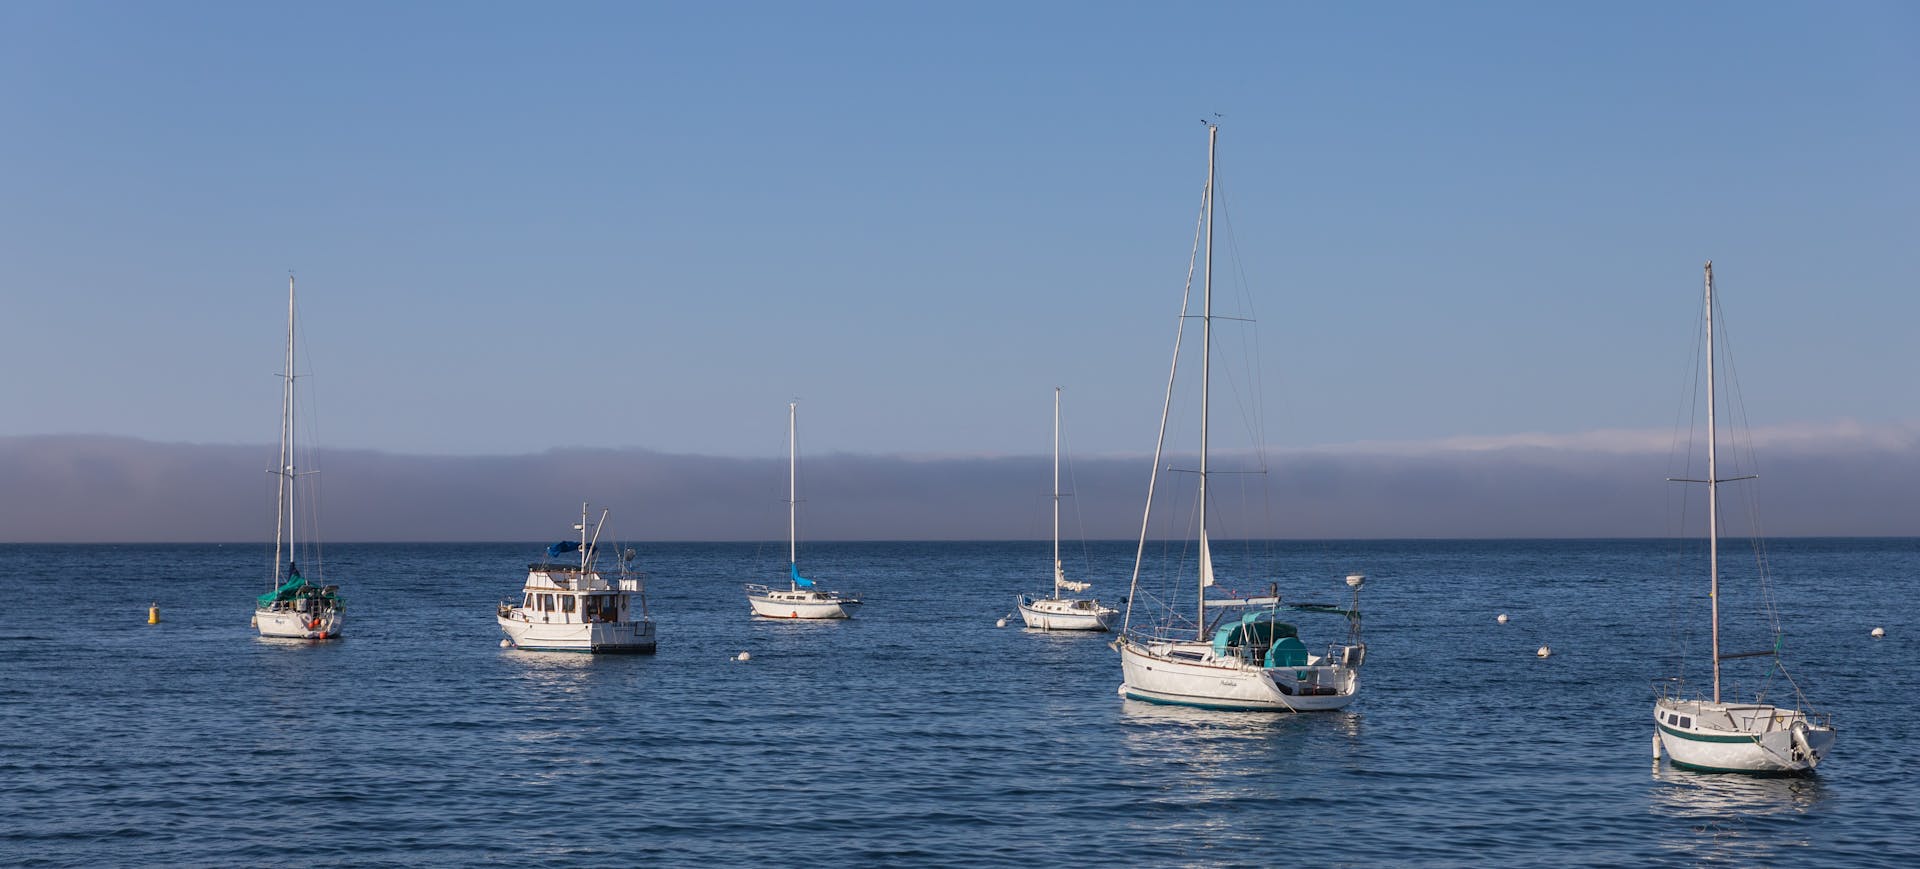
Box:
[5, 420, 1913, 543]
[3, 3, 1914, 541]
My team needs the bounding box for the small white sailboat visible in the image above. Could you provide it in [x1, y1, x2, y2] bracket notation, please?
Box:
[1115, 124, 1367, 712]
[497, 503, 656, 653]
[1018, 387, 1116, 631]
[253, 276, 344, 640]
[1652, 262, 1835, 773]
[746, 402, 862, 619]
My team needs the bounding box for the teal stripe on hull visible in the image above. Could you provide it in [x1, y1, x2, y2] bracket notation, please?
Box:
[1657, 722, 1762, 744]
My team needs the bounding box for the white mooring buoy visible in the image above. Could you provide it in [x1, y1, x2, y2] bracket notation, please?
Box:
[1496, 613, 1509, 625]
[1871, 627, 1886, 639]
[995, 618, 1008, 628]
[1537, 645, 1552, 658]
[499, 639, 512, 648]
[736, 651, 751, 662]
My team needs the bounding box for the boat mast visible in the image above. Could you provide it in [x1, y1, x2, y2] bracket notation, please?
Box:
[1198, 123, 1216, 641]
[579, 501, 590, 573]
[789, 401, 798, 591]
[1705, 261, 1721, 704]
[1052, 387, 1061, 600]
[273, 276, 296, 588]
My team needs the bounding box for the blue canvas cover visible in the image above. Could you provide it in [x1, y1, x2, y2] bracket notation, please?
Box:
[790, 563, 816, 589]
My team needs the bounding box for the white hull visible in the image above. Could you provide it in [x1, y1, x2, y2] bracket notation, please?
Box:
[1017, 596, 1114, 631]
[499, 615, 656, 653]
[1118, 638, 1356, 712]
[747, 591, 859, 620]
[255, 608, 342, 640]
[1654, 699, 1834, 774]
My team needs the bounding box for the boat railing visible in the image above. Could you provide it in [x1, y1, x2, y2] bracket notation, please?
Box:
[1651, 677, 1692, 702]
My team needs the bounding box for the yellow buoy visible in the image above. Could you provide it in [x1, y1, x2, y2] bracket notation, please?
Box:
[147, 603, 161, 625]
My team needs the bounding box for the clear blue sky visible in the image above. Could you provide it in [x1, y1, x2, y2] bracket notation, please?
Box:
[2, 2, 1913, 459]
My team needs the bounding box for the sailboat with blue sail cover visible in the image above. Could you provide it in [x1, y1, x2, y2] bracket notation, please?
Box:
[746, 402, 862, 619]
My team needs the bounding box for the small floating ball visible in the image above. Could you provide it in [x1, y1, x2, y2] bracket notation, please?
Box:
[995, 618, 1008, 628]
[1496, 613, 1509, 624]
[499, 639, 512, 648]
[1871, 627, 1886, 639]
[736, 651, 751, 662]
[1536, 645, 1552, 658]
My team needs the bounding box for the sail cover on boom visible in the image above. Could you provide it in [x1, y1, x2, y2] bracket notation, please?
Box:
[791, 563, 816, 588]
[256, 575, 308, 607]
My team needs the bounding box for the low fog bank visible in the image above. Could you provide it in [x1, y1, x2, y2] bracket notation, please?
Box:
[1, 429, 1914, 542]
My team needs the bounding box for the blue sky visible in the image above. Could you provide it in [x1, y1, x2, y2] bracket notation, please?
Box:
[2, 1, 1914, 461]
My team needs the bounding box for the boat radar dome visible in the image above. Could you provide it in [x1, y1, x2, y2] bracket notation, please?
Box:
[1345, 573, 1366, 589]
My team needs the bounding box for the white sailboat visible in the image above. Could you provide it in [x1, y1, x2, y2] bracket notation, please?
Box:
[746, 402, 862, 619]
[497, 503, 656, 653]
[1652, 262, 1835, 773]
[1114, 124, 1367, 712]
[1018, 387, 1116, 631]
[253, 276, 345, 640]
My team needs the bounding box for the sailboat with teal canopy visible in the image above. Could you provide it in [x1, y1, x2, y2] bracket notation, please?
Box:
[251, 276, 345, 640]
[746, 402, 863, 619]
[1113, 124, 1367, 712]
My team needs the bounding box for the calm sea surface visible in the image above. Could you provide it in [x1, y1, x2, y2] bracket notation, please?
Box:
[1, 538, 1915, 867]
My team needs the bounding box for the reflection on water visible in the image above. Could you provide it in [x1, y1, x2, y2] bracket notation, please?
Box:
[1118, 700, 1368, 848]
[1651, 763, 1827, 863]
[500, 648, 619, 696]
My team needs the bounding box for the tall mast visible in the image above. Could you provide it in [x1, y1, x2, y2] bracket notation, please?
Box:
[1198, 123, 1216, 640]
[1705, 261, 1721, 704]
[579, 501, 590, 572]
[273, 276, 296, 588]
[789, 401, 798, 590]
[1052, 387, 1061, 599]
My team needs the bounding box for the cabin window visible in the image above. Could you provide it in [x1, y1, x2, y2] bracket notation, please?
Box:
[542, 594, 556, 612]
[1679, 716, 1692, 729]
[523, 593, 534, 609]
[588, 596, 614, 621]
[561, 595, 576, 613]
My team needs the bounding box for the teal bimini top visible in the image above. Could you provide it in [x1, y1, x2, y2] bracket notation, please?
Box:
[1212, 612, 1298, 659]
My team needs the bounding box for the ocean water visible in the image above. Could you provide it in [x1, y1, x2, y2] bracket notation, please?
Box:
[1, 538, 1915, 867]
